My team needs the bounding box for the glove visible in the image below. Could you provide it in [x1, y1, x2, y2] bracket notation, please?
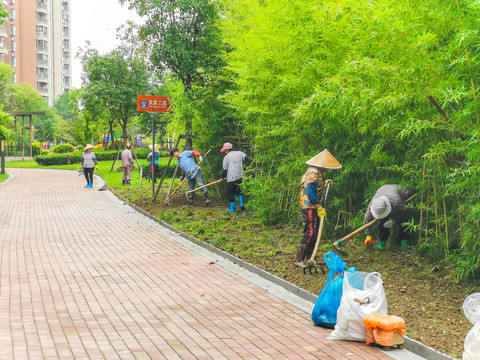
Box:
[383, 219, 394, 229]
[95, 166, 98, 171]
[364, 235, 373, 246]
[324, 179, 333, 188]
[199, 156, 204, 162]
[317, 206, 326, 218]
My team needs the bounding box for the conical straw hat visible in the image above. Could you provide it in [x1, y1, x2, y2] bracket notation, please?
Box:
[305, 149, 342, 169]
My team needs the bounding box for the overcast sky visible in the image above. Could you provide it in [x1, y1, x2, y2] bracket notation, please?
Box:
[71, 0, 142, 89]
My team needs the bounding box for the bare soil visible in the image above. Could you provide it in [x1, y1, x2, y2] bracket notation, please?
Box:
[121, 188, 479, 359]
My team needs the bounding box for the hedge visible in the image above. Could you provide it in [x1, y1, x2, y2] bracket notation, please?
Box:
[34, 148, 171, 166]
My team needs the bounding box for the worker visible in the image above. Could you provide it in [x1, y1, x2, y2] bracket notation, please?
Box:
[147, 144, 160, 183]
[295, 149, 342, 268]
[170, 147, 211, 205]
[121, 143, 135, 185]
[81, 144, 98, 188]
[220, 142, 251, 212]
[364, 184, 411, 249]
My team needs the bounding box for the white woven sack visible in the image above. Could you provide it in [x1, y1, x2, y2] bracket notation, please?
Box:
[463, 293, 480, 360]
[327, 271, 388, 342]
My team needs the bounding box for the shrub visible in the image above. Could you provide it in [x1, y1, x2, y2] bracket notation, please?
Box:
[32, 142, 41, 157]
[53, 143, 75, 154]
[40, 150, 50, 155]
[35, 153, 82, 166]
[140, 162, 177, 179]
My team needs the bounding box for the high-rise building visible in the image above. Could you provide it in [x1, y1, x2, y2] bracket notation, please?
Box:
[0, 0, 71, 105]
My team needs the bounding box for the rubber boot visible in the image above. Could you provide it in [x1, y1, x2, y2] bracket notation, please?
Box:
[122, 179, 125, 186]
[205, 194, 211, 204]
[127, 179, 131, 185]
[88, 183, 93, 188]
[295, 245, 307, 268]
[401, 239, 408, 250]
[84, 183, 89, 188]
[379, 240, 386, 249]
[239, 195, 245, 211]
[227, 202, 236, 212]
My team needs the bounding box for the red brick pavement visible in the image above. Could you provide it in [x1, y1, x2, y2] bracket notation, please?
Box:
[0, 169, 396, 359]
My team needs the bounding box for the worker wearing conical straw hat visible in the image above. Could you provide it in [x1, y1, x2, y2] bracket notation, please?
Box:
[295, 149, 342, 268]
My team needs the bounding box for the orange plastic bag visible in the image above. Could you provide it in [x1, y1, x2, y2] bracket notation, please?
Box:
[363, 313, 405, 346]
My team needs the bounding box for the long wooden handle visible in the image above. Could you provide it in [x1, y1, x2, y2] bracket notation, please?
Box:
[187, 178, 225, 194]
[309, 215, 325, 262]
[341, 219, 378, 243]
[186, 167, 258, 194]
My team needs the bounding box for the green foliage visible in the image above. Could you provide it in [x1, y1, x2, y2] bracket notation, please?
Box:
[52, 144, 75, 154]
[215, 0, 480, 279]
[0, 4, 7, 25]
[120, 0, 224, 146]
[31, 142, 41, 157]
[35, 153, 82, 166]
[79, 46, 151, 140]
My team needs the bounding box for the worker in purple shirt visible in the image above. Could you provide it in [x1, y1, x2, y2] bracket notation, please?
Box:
[170, 148, 211, 205]
[220, 142, 251, 212]
[121, 144, 135, 185]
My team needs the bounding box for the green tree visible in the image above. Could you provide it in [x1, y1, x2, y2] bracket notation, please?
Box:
[79, 45, 151, 143]
[120, 0, 223, 148]
[0, 4, 8, 25]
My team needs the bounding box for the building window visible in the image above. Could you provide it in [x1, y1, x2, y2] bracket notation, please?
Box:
[63, 39, 69, 48]
[63, 63, 69, 71]
[11, 56, 16, 67]
[63, 27, 68, 36]
[64, 76, 69, 86]
[10, 9, 15, 20]
[10, 40, 16, 52]
[10, 0, 15, 4]
[63, 50, 69, 58]
[10, 24, 15, 36]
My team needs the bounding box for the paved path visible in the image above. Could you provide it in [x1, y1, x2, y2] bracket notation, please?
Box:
[0, 169, 403, 360]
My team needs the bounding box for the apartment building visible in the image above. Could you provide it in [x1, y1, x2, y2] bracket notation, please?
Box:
[0, 0, 71, 105]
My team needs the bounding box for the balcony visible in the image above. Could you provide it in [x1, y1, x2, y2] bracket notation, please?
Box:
[37, 84, 49, 95]
[37, 45, 48, 54]
[0, 31, 6, 39]
[37, 73, 49, 82]
[37, 31, 48, 40]
[0, 48, 8, 55]
[37, 59, 49, 68]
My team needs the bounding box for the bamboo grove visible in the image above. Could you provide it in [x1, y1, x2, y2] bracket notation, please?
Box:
[197, 0, 480, 281]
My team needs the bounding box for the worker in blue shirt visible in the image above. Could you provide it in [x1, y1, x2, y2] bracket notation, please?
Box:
[170, 148, 211, 205]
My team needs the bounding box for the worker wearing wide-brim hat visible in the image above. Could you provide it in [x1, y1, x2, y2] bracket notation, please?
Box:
[296, 149, 342, 268]
[364, 184, 411, 250]
[81, 144, 98, 188]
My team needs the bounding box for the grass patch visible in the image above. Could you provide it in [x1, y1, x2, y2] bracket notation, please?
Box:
[0, 173, 8, 183]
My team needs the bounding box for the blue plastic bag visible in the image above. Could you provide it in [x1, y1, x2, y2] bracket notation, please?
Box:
[311, 251, 356, 328]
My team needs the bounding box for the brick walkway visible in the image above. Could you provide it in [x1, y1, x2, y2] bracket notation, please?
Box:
[0, 169, 397, 360]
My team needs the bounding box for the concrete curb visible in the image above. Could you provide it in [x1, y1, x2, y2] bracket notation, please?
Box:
[0, 172, 14, 186]
[109, 189, 457, 360]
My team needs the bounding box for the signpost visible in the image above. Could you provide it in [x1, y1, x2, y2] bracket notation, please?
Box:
[137, 95, 172, 198]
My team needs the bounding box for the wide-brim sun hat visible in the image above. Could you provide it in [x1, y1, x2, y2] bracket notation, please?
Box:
[148, 144, 159, 151]
[305, 149, 342, 169]
[370, 195, 392, 219]
[84, 144, 95, 151]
